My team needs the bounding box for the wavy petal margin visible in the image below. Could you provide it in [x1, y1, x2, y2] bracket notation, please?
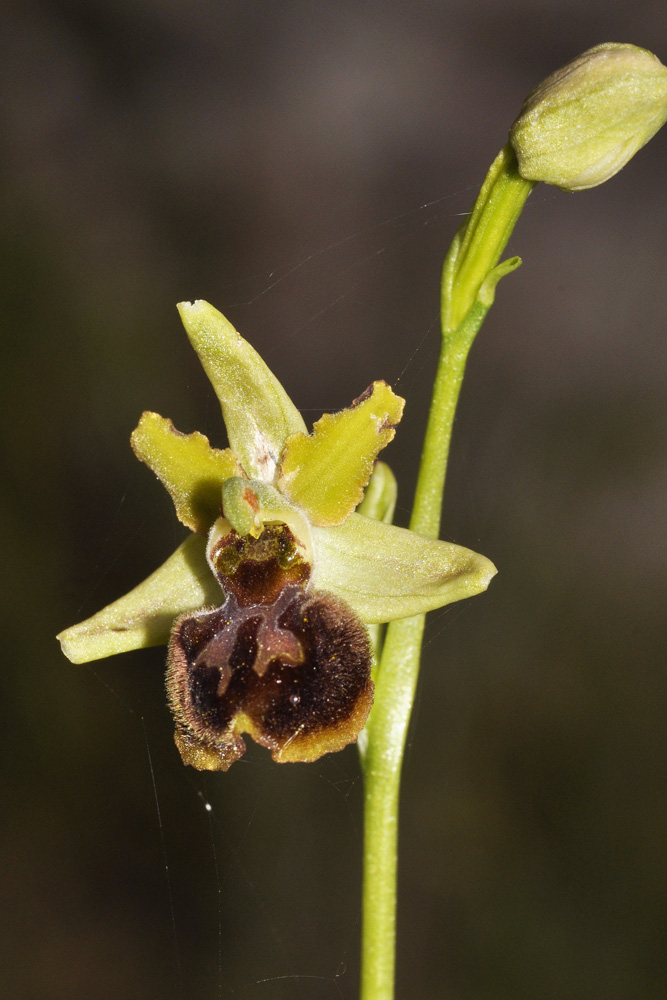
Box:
[278, 382, 404, 526]
[131, 412, 241, 534]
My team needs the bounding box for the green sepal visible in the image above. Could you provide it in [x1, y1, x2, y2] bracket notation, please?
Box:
[312, 513, 497, 623]
[131, 411, 242, 534]
[278, 382, 405, 526]
[177, 300, 306, 480]
[57, 535, 223, 664]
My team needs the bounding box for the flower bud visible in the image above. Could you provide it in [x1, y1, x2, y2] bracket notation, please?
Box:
[509, 43, 667, 191]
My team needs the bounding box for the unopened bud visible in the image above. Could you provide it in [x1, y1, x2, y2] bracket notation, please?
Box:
[509, 43, 667, 191]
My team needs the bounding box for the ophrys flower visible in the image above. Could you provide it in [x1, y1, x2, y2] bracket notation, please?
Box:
[58, 301, 496, 769]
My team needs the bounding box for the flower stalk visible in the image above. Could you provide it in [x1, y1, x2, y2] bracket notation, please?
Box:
[359, 143, 532, 1000]
[358, 42, 667, 999]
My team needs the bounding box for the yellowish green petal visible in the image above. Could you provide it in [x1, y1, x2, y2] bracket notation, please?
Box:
[311, 514, 497, 623]
[57, 535, 223, 664]
[278, 382, 404, 526]
[131, 411, 241, 534]
[177, 300, 306, 480]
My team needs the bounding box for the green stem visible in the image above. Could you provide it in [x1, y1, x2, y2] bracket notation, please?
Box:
[361, 614, 424, 1000]
[359, 310, 481, 1000]
[359, 146, 534, 1000]
[410, 304, 488, 539]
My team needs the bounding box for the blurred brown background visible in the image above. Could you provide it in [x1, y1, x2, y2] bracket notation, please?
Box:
[1, 2, 666, 998]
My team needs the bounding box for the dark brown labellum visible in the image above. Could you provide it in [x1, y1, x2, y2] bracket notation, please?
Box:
[167, 583, 373, 770]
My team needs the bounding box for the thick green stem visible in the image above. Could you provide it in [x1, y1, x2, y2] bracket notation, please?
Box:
[359, 146, 534, 1000]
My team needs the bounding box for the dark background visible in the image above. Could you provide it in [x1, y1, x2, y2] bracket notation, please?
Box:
[2, 2, 666, 998]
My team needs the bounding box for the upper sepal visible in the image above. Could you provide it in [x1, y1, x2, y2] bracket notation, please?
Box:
[277, 381, 405, 526]
[177, 301, 306, 481]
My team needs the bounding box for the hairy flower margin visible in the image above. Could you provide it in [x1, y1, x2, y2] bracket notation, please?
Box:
[58, 301, 496, 769]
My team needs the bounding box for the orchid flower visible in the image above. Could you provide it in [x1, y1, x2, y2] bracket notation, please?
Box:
[58, 301, 496, 770]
